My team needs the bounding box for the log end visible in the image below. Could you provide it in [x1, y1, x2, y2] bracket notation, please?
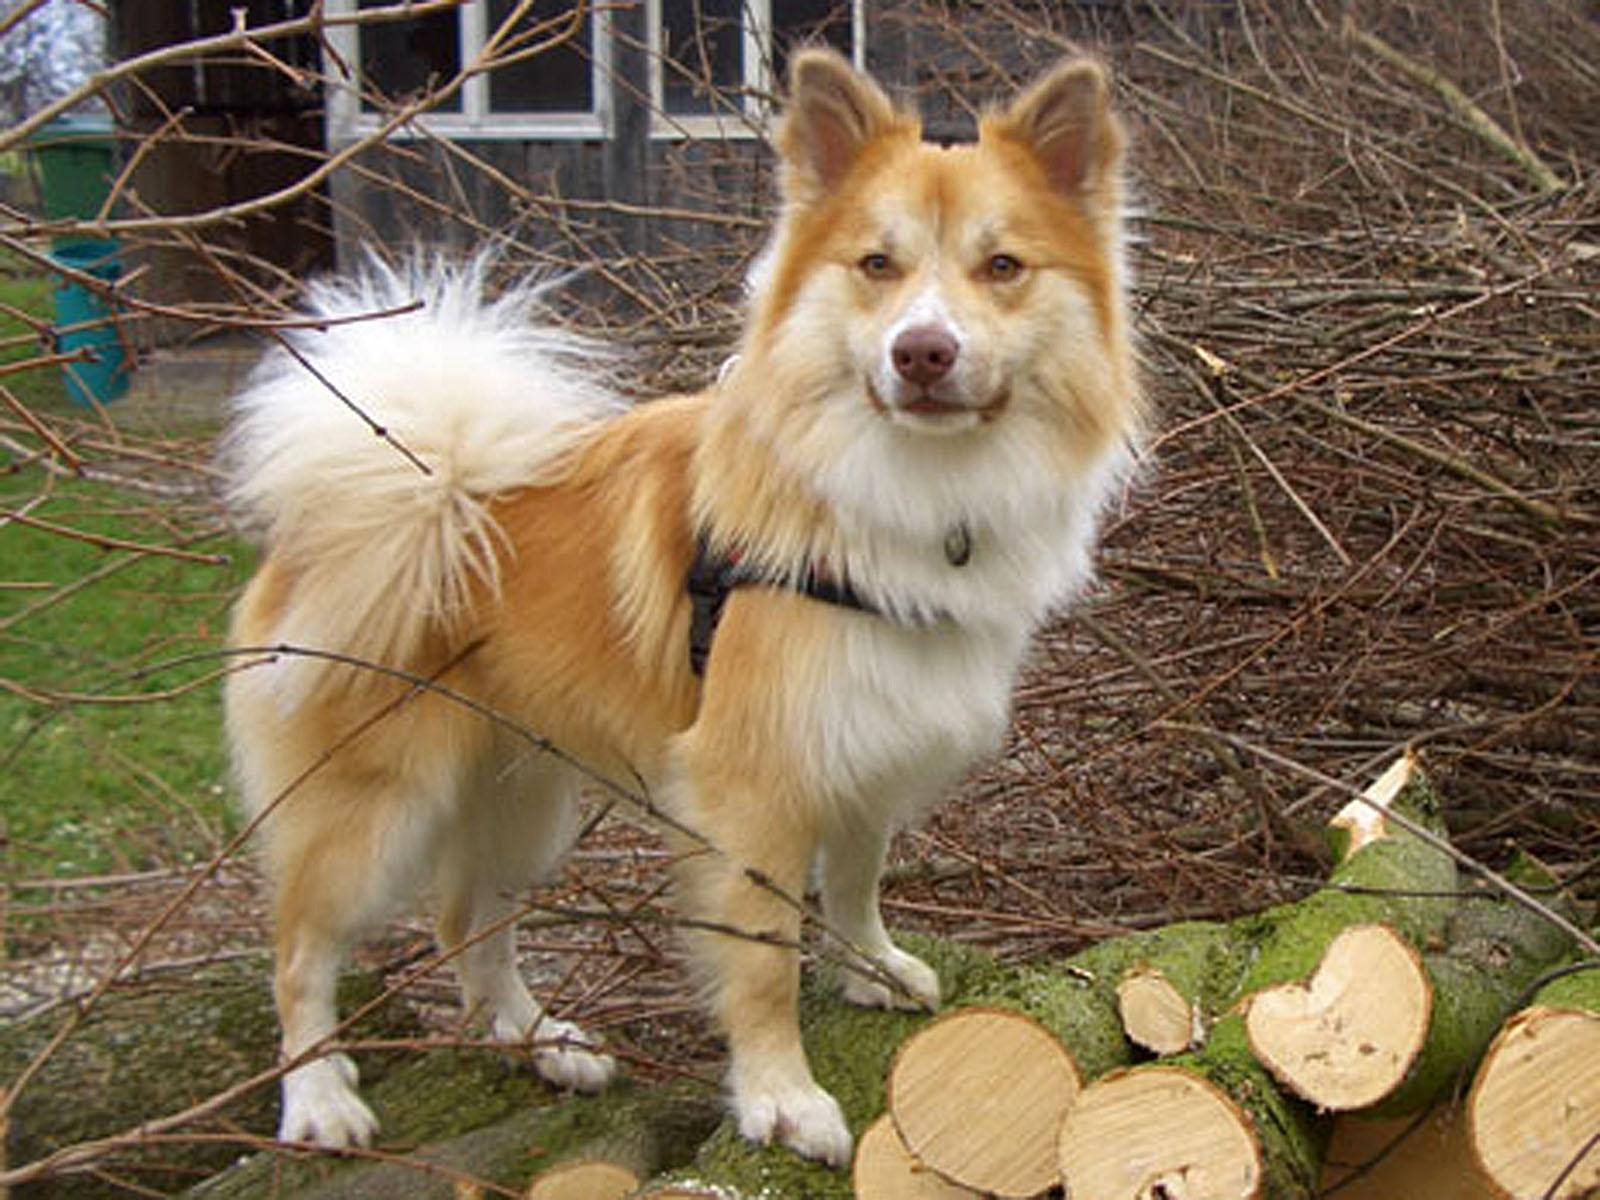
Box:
[525, 1160, 640, 1200]
[853, 1114, 982, 1199]
[1469, 1005, 1600, 1200]
[1118, 966, 1201, 1055]
[1245, 923, 1430, 1110]
[889, 1006, 1081, 1198]
[1058, 1067, 1262, 1199]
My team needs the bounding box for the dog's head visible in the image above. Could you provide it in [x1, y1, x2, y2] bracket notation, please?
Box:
[733, 51, 1138, 522]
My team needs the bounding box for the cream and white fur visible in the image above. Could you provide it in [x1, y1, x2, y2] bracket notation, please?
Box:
[223, 50, 1138, 1167]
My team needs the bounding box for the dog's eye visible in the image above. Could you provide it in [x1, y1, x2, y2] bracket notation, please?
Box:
[858, 253, 897, 280]
[984, 253, 1025, 282]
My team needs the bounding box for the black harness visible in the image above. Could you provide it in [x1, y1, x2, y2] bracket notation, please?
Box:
[684, 522, 972, 676]
[685, 535, 883, 676]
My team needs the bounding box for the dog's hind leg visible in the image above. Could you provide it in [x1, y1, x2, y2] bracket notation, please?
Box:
[268, 775, 443, 1148]
[434, 748, 615, 1092]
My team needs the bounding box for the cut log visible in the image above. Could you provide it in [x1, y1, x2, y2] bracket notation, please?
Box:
[1247, 855, 1577, 1117]
[1371, 859, 1577, 1118]
[1057, 1065, 1265, 1199]
[852, 1115, 981, 1200]
[1074, 920, 1240, 1056]
[1117, 966, 1200, 1054]
[887, 1007, 1082, 1198]
[1058, 1015, 1325, 1199]
[526, 1160, 639, 1200]
[1245, 922, 1432, 1110]
[1094, 755, 1446, 1062]
[1057, 756, 1452, 1199]
[1468, 963, 1600, 1200]
[1232, 753, 1456, 999]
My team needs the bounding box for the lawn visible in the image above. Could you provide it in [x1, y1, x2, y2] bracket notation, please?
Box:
[2, 248, 254, 883]
[1, 469, 254, 881]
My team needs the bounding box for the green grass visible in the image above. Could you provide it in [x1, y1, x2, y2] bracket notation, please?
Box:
[1, 246, 257, 882]
[1, 469, 255, 882]
[0, 253, 68, 413]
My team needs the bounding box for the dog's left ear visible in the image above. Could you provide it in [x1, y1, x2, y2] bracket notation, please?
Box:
[777, 48, 911, 203]
[988, 59, 1123, 200]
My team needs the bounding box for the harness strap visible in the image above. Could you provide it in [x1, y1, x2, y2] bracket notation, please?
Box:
[686, 534, 882, 676]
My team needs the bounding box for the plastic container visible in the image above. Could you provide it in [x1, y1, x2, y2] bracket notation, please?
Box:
[51, 239, 128, 406]
[29, 115, 117, 224]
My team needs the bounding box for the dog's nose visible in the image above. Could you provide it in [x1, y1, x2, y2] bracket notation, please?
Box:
[892, 325, 959, 387]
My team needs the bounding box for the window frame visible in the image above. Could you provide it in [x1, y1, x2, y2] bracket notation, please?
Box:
[646, 0, 865, 140]
[323, 1, 613, 143]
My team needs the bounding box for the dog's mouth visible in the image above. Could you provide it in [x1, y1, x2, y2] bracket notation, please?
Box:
[868, 381, 1011, 426]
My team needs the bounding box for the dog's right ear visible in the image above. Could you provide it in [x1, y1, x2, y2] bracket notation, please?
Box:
[776, 49, 910, 203]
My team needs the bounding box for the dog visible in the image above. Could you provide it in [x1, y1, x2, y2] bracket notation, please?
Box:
[222, 48, 1138, 1167]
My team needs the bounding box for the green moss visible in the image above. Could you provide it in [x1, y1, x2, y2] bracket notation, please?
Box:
[1235, 828, 1457, 995]
[1529, 954, 1600, 1012]
[193, 1079, 722, 1200]
[670, 933, 1136, 1198]
[0, 967, 420, 1200]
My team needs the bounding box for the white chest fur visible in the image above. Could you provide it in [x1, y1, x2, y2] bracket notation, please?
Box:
[798, 614, 1029, 820]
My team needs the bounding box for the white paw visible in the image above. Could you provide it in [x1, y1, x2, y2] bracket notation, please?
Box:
[278, 1053, 378, 1148]
[733, 1076, 853, 1167]
[842, 945, 941, 1012]
[519, 1015, 617, 1094]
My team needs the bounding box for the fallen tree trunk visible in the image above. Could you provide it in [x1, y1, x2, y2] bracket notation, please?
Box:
[1058, 1015, 1325, 1200]
[1054, 754, 1464, 1199]
[662, 935, 1128, 1200]
[1468, 959, 1600, 1200]
[1246, 856, 1576, 1116]
[887, 1007, 1084, 1197]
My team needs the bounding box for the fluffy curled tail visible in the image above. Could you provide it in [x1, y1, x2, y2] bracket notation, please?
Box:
[223, 255, 623, 694]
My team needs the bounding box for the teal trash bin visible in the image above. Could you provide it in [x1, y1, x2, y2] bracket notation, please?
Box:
[29, 115, 117, 227]
[51, 239, 128, 407]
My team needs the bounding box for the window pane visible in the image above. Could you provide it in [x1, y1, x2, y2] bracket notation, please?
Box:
[358, 0, 462, 112]
[661, 0, 743, 115]
[487, 0, 594, 113]
[772, 0, 853, 86]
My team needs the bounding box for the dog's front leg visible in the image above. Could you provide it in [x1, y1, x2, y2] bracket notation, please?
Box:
[820, 815, 940, 1012]
[673, 793, 852, 1167]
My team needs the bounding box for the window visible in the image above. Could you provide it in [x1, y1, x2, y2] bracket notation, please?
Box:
[322, 1, 863, 143]
[327, 1, 610, 140]
[648, 0, 862, 137]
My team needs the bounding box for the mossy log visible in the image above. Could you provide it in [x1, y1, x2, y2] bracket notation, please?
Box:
[0, 967, 417, 1200]
[852, 1115, 981, 1199]
[1070, 919, 1241, 1055]
[1246, 845, 1575, 1117]
[1367, 859, 1577, 1119]
[1070, 754, 1455, 1064]
[1059, 1013, 1326, 1200]
[1056, 755, 1462, 1199]
[1468, 959, 1600, 1200]
[667, 933, 1131, 1200]
[1234, 753, 1457, 997]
